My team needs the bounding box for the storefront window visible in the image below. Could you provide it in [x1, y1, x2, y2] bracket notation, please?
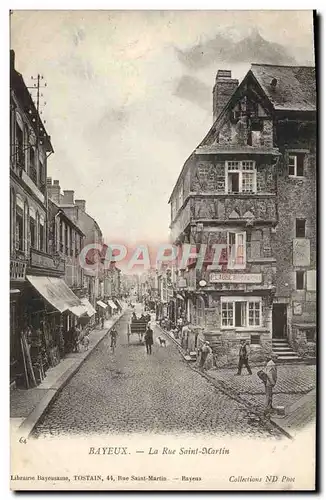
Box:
[221, 298, 262, 328]
[249, 301, 261, 326]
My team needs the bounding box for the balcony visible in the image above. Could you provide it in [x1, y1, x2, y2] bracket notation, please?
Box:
[10, 259, 27, 281]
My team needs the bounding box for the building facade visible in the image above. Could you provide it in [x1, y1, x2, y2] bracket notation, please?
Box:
[10, 52, 95, 388]
[169, 64, 316, 365]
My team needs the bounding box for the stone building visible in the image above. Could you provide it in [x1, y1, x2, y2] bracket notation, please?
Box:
[10, 51, 90, 387]
[47, 180, 105, 316]
[169, 65, 316, 365]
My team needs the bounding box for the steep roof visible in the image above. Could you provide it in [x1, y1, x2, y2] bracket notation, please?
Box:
[250, 63, 316, 112]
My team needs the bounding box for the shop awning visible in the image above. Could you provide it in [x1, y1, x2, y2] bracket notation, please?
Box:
[97, 300, 108, 310]
[81, 298, 96, 317]
[26, 276, 87, 317]
[107, 299, 117, 310]
[176, 294, 185, 300]
[114, 299, 123, 309]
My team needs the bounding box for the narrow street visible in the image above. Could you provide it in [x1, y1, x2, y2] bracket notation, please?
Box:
[33, 312, 280, 438]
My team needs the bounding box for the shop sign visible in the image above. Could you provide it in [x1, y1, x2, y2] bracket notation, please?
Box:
[177, 277, 187, 288]
[209, 272, 262, 284]
[30, 249, 65, 273]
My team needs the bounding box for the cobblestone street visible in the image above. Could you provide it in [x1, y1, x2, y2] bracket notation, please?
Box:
[33, 313, 281, 439]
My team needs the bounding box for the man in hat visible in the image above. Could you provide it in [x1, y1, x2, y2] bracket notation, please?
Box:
[236, 339, 252, 375]
[264, 353, 278, 413]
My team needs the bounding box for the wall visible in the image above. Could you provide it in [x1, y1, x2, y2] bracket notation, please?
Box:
[272, 122, 316, 343]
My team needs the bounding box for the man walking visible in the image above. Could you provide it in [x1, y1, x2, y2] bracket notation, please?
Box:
[236, 339, 252, 375]
[264, 353, 278, 413]
[144, 325, 154, 355]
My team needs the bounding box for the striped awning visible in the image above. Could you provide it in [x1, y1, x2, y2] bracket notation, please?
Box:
[80, 298, 96, 316]
[97, 300, 108, 310]
[107, 299, 117, 310]
[27, 275, 88, 317]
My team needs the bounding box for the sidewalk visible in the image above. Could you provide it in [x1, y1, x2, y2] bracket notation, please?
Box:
[158, 324, 316, 439]
[10, 312, 126, 437]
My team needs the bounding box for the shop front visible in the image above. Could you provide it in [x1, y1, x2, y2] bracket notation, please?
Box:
[11, 249, 94, 389]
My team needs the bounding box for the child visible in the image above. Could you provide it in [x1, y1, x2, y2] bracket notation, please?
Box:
[83, 333, 90, 351]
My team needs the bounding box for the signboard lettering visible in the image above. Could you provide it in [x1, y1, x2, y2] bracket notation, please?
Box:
[209, 272, 262, 284]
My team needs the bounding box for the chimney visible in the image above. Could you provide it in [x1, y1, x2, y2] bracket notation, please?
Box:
[47, 179, 61, 204]
[62, 190, 75, 205]
[213, 69, 239, 122]
[75, 199, 86, 212]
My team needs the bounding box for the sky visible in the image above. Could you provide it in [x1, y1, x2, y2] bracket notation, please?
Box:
[10, 10, 315, 247]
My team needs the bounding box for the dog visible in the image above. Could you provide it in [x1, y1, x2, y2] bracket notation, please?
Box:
[158, 336, 166, 347]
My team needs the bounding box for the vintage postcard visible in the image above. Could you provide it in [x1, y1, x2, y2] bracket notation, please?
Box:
[9, 10, 317, 491]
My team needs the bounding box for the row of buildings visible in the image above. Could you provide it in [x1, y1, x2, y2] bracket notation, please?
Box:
[10, 51, 122, 388]
[164, 63, 316, 365]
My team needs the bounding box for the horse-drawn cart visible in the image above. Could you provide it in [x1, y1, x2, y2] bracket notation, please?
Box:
[127, 320, 148, 344]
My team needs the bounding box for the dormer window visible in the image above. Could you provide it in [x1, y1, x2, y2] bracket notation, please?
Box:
[225, 161, 256, 194]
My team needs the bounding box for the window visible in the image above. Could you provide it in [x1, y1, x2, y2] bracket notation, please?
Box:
[251, 334, 260, 345]
[15, 206, 23, 251]
[249, 301, 261, 326]
[59, 220, 64, 253]
[39, 214, 45, 252]
[305, 328, 316, 342]
[40, 222, 44, 251]
[36, 212, 40, 250]
[39, 158, 45, 191]
[247, 119, 263, 146]
[289, 153, 305, 177]
[29, 147, 38, 185]
[30, 216, 36, 249]
[65, 224, 69, 255]
[226, 161, 256, 193]
[221, 298, 262, 328]
[228, 231, 246, 269]
[70, 227, 74, 256]
[221, 302, 234, 327]
[178, 183, 183, 209]
[296, 219, 306, 238]
[296, 271, 305, 290]
[171, 199, 177, 220]
[16, 122, 24, 168]
[235, 301, 247, 327]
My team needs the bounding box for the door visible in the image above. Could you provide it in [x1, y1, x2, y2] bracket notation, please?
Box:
[272, 304, 287, 339]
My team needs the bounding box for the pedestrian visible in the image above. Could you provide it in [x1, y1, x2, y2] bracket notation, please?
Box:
[264, 353, 278, 414]
[144, 325, 154, 355]
[199, 341, 212, 370]
[181, 322, 190, 350]
[83, 333, 90, 351]
[236, 339, 252, 375]
[101, 316, 105, 329]
[110, 327, 117, 352]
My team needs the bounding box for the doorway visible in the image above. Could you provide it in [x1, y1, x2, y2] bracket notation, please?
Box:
[272, 304, 287, 339]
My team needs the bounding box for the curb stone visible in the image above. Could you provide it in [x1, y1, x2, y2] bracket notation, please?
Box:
[157, 323, 293, 440]
[19, 313, 126, 438]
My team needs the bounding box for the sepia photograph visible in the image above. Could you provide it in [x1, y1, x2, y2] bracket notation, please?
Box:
[9, 9, 317, 491]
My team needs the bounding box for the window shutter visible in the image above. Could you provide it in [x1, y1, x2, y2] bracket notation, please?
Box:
[297, 154, 304, 176]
